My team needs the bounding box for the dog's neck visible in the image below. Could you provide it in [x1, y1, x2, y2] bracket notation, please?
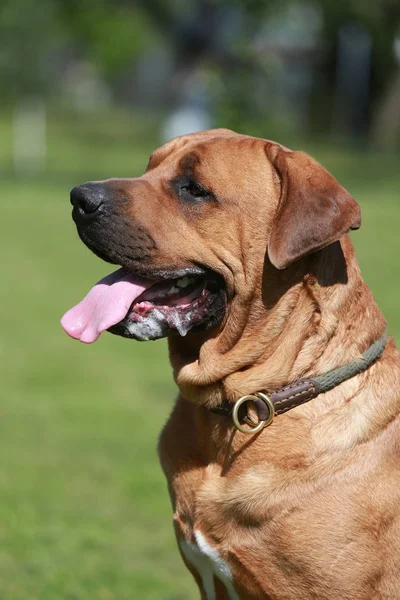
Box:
[169, 237, 387, 408]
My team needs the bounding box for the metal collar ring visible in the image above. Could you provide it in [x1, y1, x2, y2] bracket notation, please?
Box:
[232, 392, 275, 434]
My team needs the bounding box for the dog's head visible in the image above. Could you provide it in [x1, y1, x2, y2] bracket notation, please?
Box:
[61, 129, 360, 347]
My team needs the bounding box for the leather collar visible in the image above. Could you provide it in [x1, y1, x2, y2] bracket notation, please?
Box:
[210, 333, 387, 434]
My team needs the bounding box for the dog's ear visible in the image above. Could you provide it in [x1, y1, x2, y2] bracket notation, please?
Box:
[265, 143, 361, 270]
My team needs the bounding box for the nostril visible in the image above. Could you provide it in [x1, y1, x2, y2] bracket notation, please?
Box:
[70, 185, 104, 215]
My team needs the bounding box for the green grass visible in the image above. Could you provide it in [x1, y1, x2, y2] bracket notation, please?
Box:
[1, 110, 399, 599]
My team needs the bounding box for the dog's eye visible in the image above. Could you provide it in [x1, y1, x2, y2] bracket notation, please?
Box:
[180, 181, 210, 200]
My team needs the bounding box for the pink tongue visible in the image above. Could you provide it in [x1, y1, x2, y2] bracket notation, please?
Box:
[61, 268, 153, 344]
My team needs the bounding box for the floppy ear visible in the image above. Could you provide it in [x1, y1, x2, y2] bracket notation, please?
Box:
[265, 144, 361, 270]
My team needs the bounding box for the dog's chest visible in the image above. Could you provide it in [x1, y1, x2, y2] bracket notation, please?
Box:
[179, 529, 239, 600]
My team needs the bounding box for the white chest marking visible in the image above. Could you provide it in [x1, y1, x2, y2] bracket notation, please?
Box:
[180, 530, 239, 600]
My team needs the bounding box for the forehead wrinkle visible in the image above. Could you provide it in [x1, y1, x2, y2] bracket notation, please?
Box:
[147, 130, 230, 171]
[148, 131, 243, 172]
[147, 138, 192, 170]
[177, 137, 234, 177]
[178, 151, 201, 174]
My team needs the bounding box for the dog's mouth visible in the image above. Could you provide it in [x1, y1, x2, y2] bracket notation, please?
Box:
[61, 267, 226, 342]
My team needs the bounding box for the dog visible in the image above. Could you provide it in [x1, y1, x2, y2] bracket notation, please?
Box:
[62, 129, 400, 599]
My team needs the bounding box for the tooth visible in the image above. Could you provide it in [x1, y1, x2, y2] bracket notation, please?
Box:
[167, 286, 179, 295]
[176, 277, 189, 288]
[176, 276, 196, 288]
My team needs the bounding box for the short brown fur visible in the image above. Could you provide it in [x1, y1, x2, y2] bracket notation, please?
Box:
[107, 130, 400, 598]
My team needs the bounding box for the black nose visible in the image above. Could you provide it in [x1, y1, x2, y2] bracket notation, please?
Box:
[70, 183, 106, 216]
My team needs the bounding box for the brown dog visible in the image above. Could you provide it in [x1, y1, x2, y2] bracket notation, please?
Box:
[62, 129, 400, 599]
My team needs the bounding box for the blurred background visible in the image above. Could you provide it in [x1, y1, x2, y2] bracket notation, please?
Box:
[1, 0, 399, 598]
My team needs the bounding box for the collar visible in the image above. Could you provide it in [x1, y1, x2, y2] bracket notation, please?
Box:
[210, 333, 387, 434]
